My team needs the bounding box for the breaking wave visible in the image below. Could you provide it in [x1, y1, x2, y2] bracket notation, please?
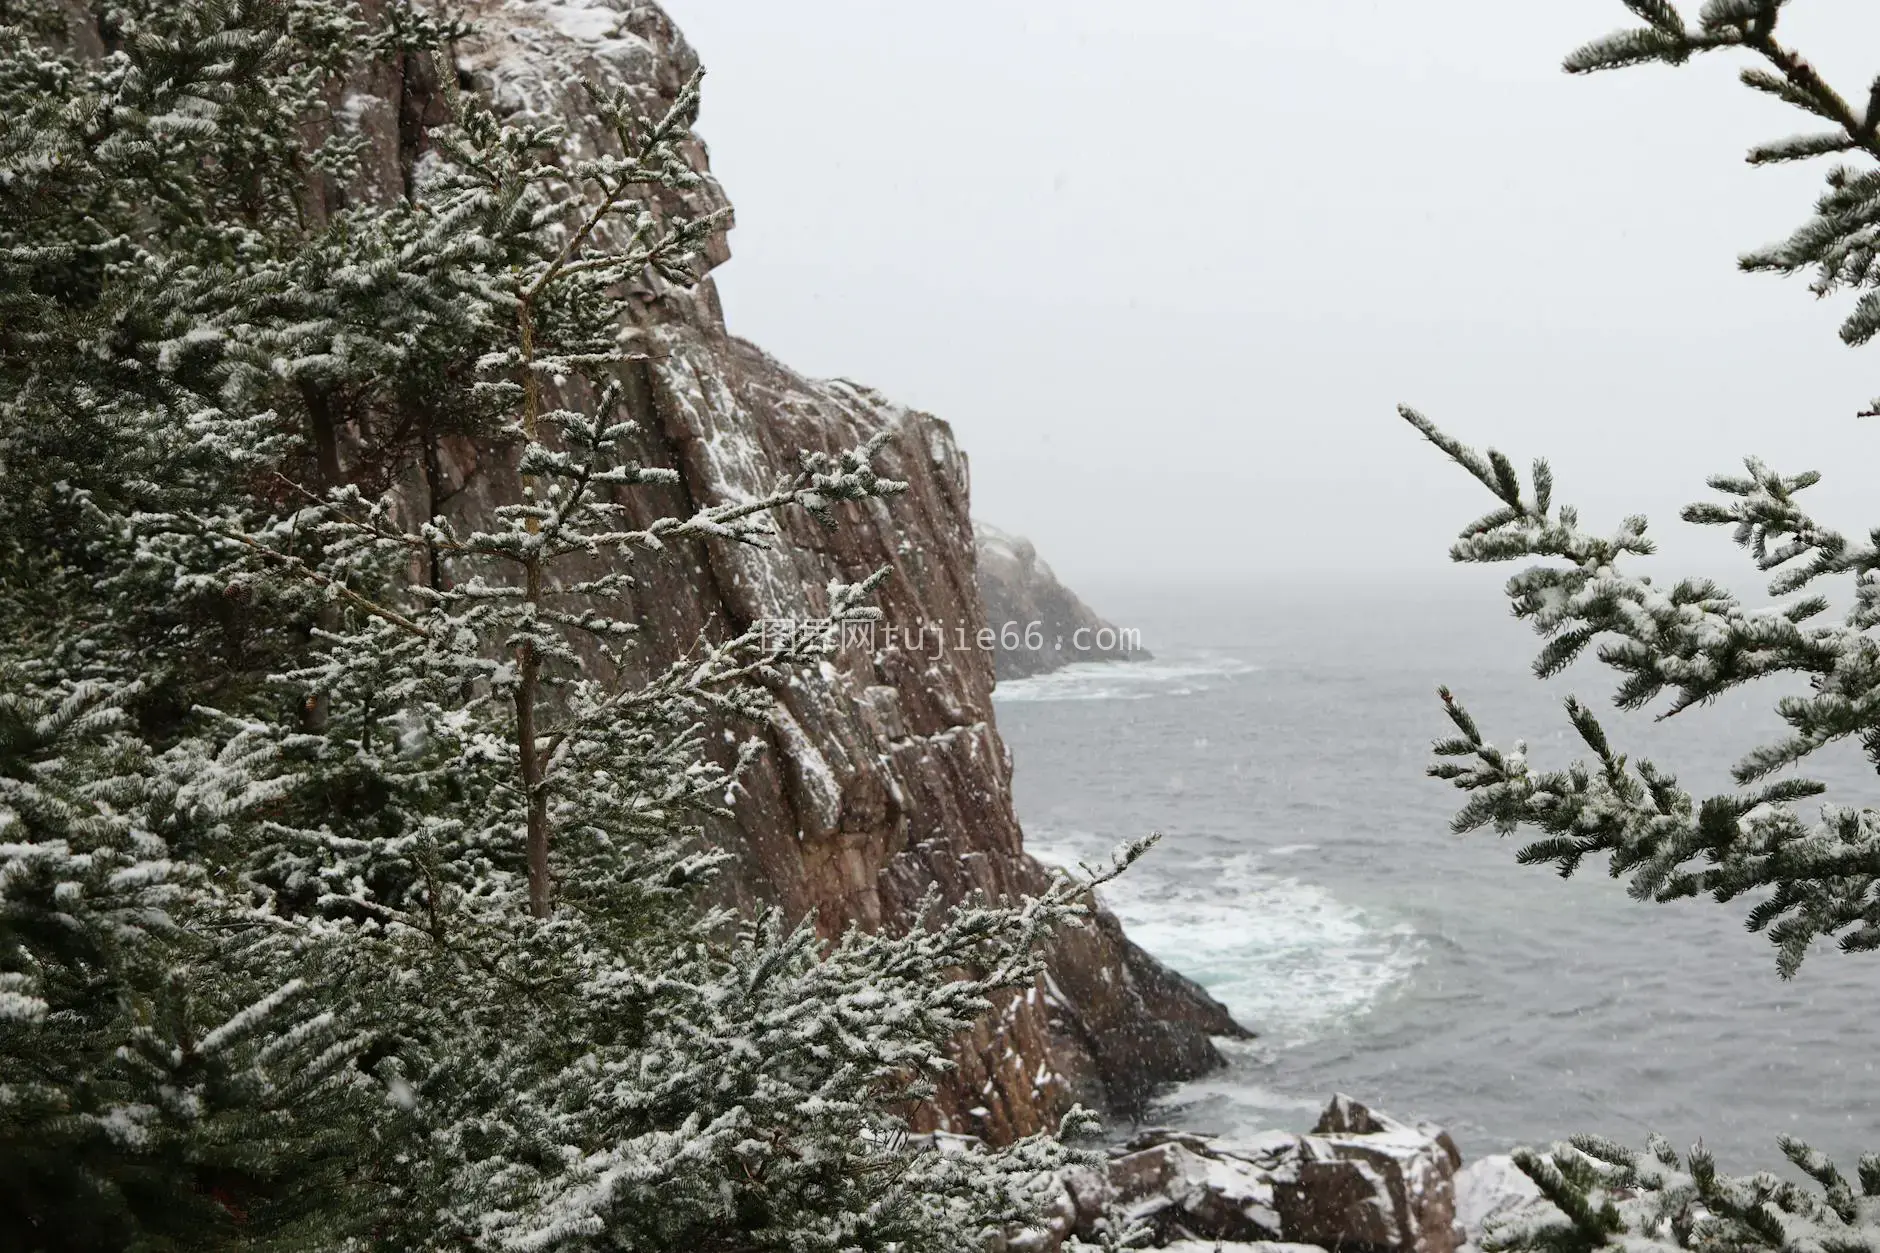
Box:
[1027, 833, 1422, 1050]
[992, 655, 1260, 704]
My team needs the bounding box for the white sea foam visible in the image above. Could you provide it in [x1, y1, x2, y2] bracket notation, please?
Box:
[993, 654, 1260, 704]
[1149, 1074, 1325, 1116]
[1029, 833, 1422, 1049]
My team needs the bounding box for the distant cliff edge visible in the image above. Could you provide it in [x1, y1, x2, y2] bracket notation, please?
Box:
[976, 522, 1152, 681]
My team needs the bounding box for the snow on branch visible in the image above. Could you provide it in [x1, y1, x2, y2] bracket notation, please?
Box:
[1403, 405, 1880, 978]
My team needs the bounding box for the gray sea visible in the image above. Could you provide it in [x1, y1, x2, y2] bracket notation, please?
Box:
[991, 576, 1880, 1175]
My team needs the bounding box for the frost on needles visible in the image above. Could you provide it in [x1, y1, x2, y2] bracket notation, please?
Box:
[1401, 5, 1880, 1253]
[0, 3, 1119, 1248]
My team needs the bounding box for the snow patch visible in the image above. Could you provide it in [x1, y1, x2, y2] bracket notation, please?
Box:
[769, 704, 843, 839]
[1454, 1154, 1546, 1248]
[540, 2, 621, 43]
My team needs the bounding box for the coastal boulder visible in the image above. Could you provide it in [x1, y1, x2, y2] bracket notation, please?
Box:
[1105, 1137, 1287, 1244]
[1055, 1099, 1463, 1253]
[1055, 1129, 1291, 1245]
[1273, 1096, 1464, 1253]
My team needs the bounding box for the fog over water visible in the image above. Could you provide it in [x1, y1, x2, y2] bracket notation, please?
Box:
[668, 0, 1880, 585]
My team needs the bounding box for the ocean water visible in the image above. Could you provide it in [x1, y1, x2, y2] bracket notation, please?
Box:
[992, 578, 1880, 1175]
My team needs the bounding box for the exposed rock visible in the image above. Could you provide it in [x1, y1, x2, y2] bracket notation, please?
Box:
[1054, 1098, 1462, 1253]
[98, 0, 1241, 1142]
[1109, 1139, 1286, 1244]
[1276, 1096, 1464, 1253]
[975, 522, 1150, 680]
[1453, 1155, 1547, 1252]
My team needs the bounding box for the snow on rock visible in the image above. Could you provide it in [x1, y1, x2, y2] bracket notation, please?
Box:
[1274, 1095, 1464, 1253]
[767, 703, 844, 840]
[1106, 1138, 1285, 1244]
[1049, 1097, 1463, 1253]
[1452, 1155, 1547, 1252]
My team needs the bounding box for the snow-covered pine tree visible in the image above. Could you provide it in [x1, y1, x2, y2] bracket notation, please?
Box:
[3, 2, 452, 1243]
[1403, 5, 1880, 1253]
[4, 2, 1113, 1248]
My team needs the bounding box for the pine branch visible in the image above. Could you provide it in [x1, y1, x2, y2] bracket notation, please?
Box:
[1738, 22, 1880, 159]
[193, 517, 429, 638]
[1404, 410, 1880, 975]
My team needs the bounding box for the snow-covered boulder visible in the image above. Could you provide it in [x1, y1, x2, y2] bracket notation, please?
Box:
[1274, 1095, 1464, 1253]
[1104, 1137, 1287, 1244]
[1052, 1097, 1462, 1253]
[1054, 1128, 1290, 1245]
[1452, 1154, 1547, 1251]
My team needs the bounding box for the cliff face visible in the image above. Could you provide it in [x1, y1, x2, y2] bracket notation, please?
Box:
[306, 0, 1247, 1141]
[975, 522, 1150, 681]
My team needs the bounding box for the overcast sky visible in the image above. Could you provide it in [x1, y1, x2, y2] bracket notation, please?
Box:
[658, 0, 1880, 588]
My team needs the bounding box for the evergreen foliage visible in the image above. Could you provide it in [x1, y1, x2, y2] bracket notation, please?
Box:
[1406, 4, 1880, 1251]
[1, 2, 1106, 1247]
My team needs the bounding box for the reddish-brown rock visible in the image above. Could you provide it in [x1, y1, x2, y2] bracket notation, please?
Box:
[428, 0, 1244, 1140]
[1274, 1098, 1464, 1253]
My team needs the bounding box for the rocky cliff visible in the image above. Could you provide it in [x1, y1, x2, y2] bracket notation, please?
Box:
[311, 0, 1245, 1141]
[976, 522, 1151, 680]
